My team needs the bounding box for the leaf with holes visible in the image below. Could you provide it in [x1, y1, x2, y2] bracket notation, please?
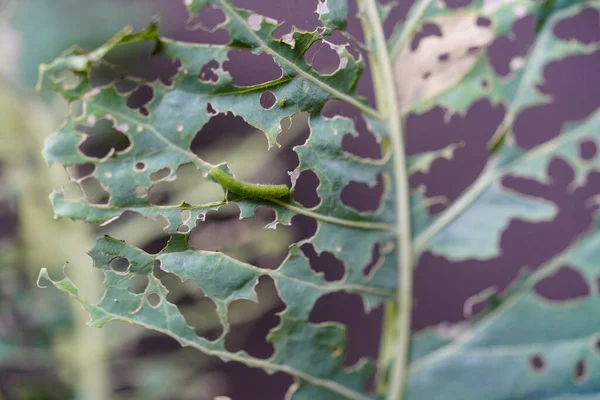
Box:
[36, 0, 600, 399]
[408, 1, 600, 261]
[38, 1, 393, 399]
[408, 215, 600, 399]
[390, 0, 597, 117]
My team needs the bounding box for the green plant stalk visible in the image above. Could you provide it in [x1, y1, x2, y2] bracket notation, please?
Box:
[358, 1, 413, 399]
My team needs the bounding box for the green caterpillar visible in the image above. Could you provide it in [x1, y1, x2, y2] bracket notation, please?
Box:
[209, 167, 293, 200]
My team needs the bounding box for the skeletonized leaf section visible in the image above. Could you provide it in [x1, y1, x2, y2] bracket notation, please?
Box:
[38, 1, 395, 399]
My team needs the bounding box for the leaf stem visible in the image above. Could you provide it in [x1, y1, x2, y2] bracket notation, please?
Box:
[270, 199, 394, 231]
[358, 1, 413, 399]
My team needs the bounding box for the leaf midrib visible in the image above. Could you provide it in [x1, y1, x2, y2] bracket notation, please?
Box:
[169, 249, 396, 298]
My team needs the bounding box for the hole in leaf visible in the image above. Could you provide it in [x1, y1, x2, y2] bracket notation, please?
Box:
[126, 84, 154, 111]
[149, 163, 221, 206]
[67, 163, 95, 180]
[167, 280, 223, 341]
[534, 266, 589, 301]
[554, 7, 600, 45]
[579, 139, 597, 161]
[575, 359, 587, 383]
[198, 205, 293, 270]
[109, 257, 130, 273]
[142, 235, 169, 255]
[62, 262, 105, 303]
[332, 109, 382, 160]
[118, 53, 179, 86]
[156, 214, 170, 230]
[530, 354, 545, 372]
[301, 244, 345, 282]
[129, 274, 149, 294]
[89, 64, 120, 88]
[476, 16, 492, 27]
[134, 162, 146, 171]
[406, 100, 504, 214]
[547, 151, 580, 187]
[225, 276, 284, 359]
[326, 30, 361, 60]
[278, 111, 310, 148]
[199, 60, 219, 83]
[595, 337, 600, 352]
[188, 5, 226, 31]
[190, 206, 283, 258]
[191, 111, 254, 156]
[411, 23, 443, 51]
[363, 244, 381, 278]
[181, 209, 192, 223]
[438, 53, 450, 62]
[177, 224, 191, 234]
[422, 71, 432, 79]
[52, 68, 82, 90]
[206, 102, 217, 115]
[513, 51, 600, 150]
[253, 220, 296, 269]
[243, 0, 318, 38]
[259, 91, 277, 109]
[64, 182, 84, 201]
[70, 100, 85, 119]
[292, 170, 321, 208]
[80, 177, 110, 205]
[115, 79, 138, 93]
[304, 40, 341, 75]
[443, 0, 472, 7]
[310, 292, 381, 367]
[487, 16, 534, 77]
[77, 118, 131, 159]
[126, 334, 181, 358]
[223, 50, 282, 86]
[153, 259, 181, 289]
[150, 167, 172, 182]
[341, 174, 384, 212]
[290, 214, 318, 244]
[147, 293, 161, 308]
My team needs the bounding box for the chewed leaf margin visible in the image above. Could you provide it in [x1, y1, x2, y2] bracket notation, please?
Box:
[408, 210, 600, 399]
[38, 234, 389, 400]
[37, 1, 398, 399]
